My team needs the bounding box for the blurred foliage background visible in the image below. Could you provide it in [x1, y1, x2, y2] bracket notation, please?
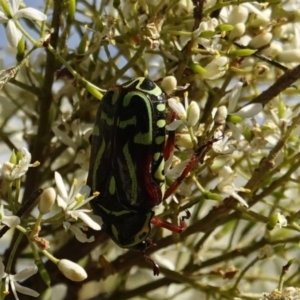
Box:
[1, 0, 300, 299]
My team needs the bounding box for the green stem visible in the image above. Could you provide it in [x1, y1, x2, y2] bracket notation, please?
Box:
[41, 249, 59, 264]
[30, 213, 43, 239]
[14, 20, 40, 46]
[233, 256, 261, 289]
[5, 231, 24, 273]
[46, 44, 104, 99]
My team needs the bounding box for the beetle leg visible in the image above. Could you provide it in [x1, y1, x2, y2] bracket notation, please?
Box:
[143, 254, 160, 276]
[163, 111, 177, 161]
[163, 138, 218, 200]
[151, 210, 191, 233]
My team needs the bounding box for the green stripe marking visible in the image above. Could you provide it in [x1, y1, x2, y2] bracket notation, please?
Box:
[155, 136, 165, 145]
[156, 119, 166, 128]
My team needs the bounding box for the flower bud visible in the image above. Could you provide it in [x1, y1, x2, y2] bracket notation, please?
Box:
[266, 213, 279, 231]
[39, 188, 56, 214]
[228, 23, 246, 40]
[228, 6, 249, 25]
[17, 37, 25, 61]
[77, 31, 89, 55]
[227, 114, 243, 124]
[9, 150, 17, 164]
[258, 245, 274, 258]
[248, 32, 272, 49]
[175, 133, 193, 148]
[161, 76, 177, 95]
[0, 1, 11, 17]
[57, 259, 87, 282]
[68, 0, 76, 21]
[229, 48, 257, 57]
[276, 49, 300, 63]
[186, 101, 200, 127]
[214, 105, 228, 125]
[84, 81, 104, 100]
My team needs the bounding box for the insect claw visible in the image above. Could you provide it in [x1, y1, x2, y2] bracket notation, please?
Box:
[181, 209, 191, 221]
[143, 254, 160, 276]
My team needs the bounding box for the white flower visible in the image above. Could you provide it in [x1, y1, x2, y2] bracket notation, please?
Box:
[0, 201, 20, 228]
[193, 18, 219, 51]
[221, 82, 262, 140]
[212, 131, 236, 154]
[275, 212, 287, 228]
[0, 0, 47, 47]
[0, 260, 39, 299]
[217, 166, 249, 207]
[166, 95, 200, 131]
[54, 172, 101, 243]
[52, 120, 91, 170]
[1, 148, 39, 181]
[202, 56, 228, 80]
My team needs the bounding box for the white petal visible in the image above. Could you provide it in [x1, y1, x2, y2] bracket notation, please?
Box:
[19, 148, 32, 166]
[2, 216, 20, 227]
[219, 183, 235, 194]
[228, 82, 243, 113]
[63, 221, 71, 231]
[235, 103, 263, 118]
[228, 6, 249, 25]
[218, 165, 233, 182]
[56, 194, 67, 209]
[165, 120, 183, 131]
[166, 159, 189, 180]
[11, 0, 21, 15]
[52, 125, 77, 149]
[12, 266, 38, 281]
[276, 212, 287, 228]
[69, 225, 95, 243]
[0, 11, 8, 23]
[230, 191, 249, 207]
[9, 280, 19, 300]
[13, 281, 39, 297]
[6, 19, 22, 47]
[14, 8, 47, 21]
[76, 211, 101, 230]
[168, 98, 186, 117]
[55, 172, 68, 201]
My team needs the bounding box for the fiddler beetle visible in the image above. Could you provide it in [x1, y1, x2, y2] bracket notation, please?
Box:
[87, 77, 215, 275]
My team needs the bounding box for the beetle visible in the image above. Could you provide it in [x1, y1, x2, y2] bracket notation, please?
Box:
[87, 77, 214, 275]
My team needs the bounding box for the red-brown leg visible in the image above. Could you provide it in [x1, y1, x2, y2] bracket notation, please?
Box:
[151, 210, 191, 233]
[164, 111, 177, 161]
[163, 138, 218, 200]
